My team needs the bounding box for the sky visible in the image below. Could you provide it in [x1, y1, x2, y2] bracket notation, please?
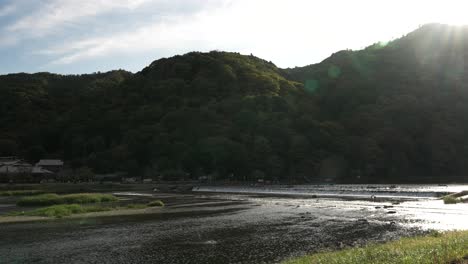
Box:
[0, 0, 468, 74]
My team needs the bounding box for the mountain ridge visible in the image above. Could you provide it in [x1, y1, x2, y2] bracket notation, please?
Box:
[1, 24, 468, 183]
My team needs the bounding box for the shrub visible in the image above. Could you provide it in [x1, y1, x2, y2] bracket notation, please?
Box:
[443, 196, 460, 204]
[147, 200, 165, 207]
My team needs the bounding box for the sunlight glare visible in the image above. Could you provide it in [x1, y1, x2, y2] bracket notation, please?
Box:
[424, 1, 468, 26]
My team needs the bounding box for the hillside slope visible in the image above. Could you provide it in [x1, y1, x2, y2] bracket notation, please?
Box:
[287, 24, 468, 181]
[2, 24, 468, 183]
[1, 52, 336, 182]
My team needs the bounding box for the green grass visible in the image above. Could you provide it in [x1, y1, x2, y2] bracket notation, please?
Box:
[125, 204, 148, 209]
[443, 191, 468, 204]
[0, 190, 45, 196]
[8, 204, 112, 218]
[17, 193, 118, 206]
[147, 200, 165, 207]
[284, 231, 468, 264]
[444, 196, 461, 204]
[451, 191, 468, 198]
[8, 200, 165, 218]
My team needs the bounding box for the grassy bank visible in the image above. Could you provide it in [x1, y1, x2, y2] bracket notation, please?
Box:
[284, 231, 468, 264]
[0, 190, 45, 196]
[8, 200, 165, 218]
[9, 204, 112, 218]
[17, 193, 118, 206]
[443, 191, 468, 204]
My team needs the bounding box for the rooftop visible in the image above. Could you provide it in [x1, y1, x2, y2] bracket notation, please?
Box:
[36, 160, 64, 166]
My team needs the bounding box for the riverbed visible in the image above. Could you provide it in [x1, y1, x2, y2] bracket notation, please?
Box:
[0, 184, 467, 263]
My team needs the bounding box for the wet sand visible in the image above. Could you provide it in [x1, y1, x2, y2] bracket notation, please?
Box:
[0, 190, 466, 264]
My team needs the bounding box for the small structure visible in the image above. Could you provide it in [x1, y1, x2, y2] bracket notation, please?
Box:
[35, 159, 64, 173]
[0, 158, 59, 183]
[32, 166, 54, 178]
[0, 159, 33, 183]
[0, 157, 29, 167]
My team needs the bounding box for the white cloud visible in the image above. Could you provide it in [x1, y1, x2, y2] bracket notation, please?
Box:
[7, 0, 153, 36]
[46, 0, 422, 67]
[18, 0, 468, 70]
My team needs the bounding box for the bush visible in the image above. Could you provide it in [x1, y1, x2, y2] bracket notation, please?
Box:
[443, 196, 460, 204]
[17, 193, 118, 206]
[147, 200, 165, 207]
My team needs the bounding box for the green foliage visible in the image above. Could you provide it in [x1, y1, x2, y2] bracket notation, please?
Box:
[17, 193, 118, 206]
[147, 200, 165, 207]
[9, 200, 164, 218]
[4, 27, 468, 184]
[443, 191, 467, 204]
[9, 204, 111, 218]
[443, 196, 461, 204]
[284, 231, 468, 264]
[125, 204, 148, 209]
[286, 24, 468, 182]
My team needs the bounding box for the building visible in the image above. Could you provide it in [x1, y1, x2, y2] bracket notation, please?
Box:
[35, 159, 64, 173]
[0, 158, 59, 183]
[31, 166, 54, 178]
[0, 156, 21, 166]
[0, 159, 32, 183]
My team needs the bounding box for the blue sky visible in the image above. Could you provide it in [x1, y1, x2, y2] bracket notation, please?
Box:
[0, 0, 466, 74]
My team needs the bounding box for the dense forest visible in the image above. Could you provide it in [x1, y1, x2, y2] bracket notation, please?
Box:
[2, 24, 468, 183]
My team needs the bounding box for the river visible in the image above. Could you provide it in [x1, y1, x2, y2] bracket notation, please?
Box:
[0, 184, 467, 263]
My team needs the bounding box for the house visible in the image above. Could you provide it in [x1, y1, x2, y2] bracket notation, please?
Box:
[35, 159, 64, 173]
[31, 166, 54, 178]
[0, 158, 59, 183]
[0, 160, 33, 183]
[0, 156, 22, 166]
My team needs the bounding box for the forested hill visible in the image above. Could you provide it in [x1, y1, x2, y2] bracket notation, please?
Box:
[286, 23, 468, 182]
[2, 24, 468, 183]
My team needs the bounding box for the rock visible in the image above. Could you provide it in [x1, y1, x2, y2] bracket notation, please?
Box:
[375, 206, 381, 209]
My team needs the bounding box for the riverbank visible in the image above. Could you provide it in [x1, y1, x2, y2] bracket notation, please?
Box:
[1, 185, 467, 263]
[0, 206, 165, 224]
[284, 230, 468, 264]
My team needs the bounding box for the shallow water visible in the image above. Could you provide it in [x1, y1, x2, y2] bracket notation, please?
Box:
[0, 185, 467, 264]
[194, 184, 468, 199]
